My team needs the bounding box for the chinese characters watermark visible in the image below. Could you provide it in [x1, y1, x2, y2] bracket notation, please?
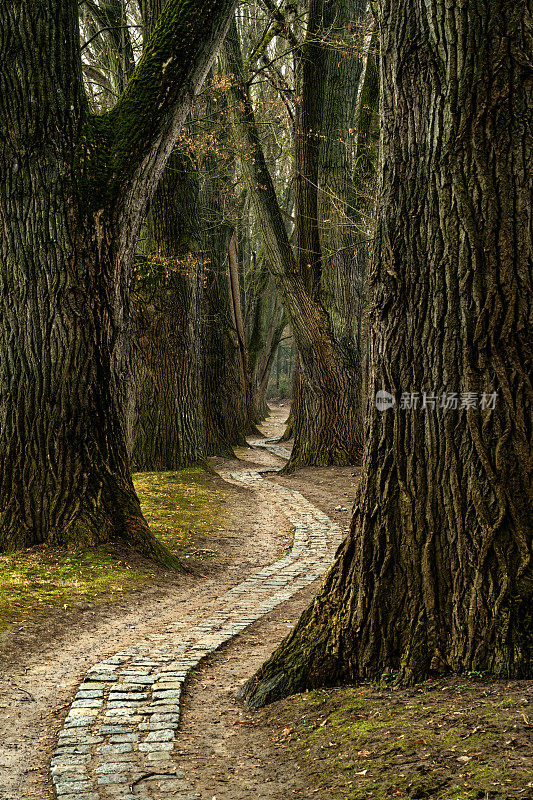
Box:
[375, 390, 498, 412]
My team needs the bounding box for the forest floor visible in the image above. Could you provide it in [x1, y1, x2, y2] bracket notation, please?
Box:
[0, 405, 531, 800]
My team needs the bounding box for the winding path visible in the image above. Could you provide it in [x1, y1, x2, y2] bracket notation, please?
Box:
[50, 441, 343, 800]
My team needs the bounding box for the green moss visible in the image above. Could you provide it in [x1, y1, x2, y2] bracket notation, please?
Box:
[132, 467, 226, 557]
[267, 681, 532, 800]
[0, 547, 147, 632]
[0, 467, 226, 632]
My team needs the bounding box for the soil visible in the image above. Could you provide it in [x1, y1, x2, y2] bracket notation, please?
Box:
[1, 405, 530, 800]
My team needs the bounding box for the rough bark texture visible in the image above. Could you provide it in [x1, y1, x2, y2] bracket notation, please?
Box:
[130, 153, 205, 471]
[0, 0, 237, 555]
[241, 0, 533, 707]
[202, 220, 256, 453]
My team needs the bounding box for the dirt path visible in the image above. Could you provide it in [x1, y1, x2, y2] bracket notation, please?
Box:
[0, 408, 357, 800]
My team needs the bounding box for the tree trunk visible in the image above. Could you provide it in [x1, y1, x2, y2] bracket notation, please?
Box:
[220, 17, 363, 470]
[253, 308, 286, 418]
[202, 226, 246, 453]
[0, 0, 237, 556]
[241, 0, 532, 706]
[317, 0, 371, 410]
[245, 251, 286, 420]
[227, 232, 260, 433]
[130, 153, 205, 471]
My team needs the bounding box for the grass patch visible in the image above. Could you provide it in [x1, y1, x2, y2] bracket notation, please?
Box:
[0, 467, 227, 632]
[133, 468, 225, 558]
[266, 679, 532, 799]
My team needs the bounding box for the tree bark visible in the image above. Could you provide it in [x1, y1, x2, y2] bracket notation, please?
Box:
[130, 152, 205, 471]
[241, 0, 533, 706]
[0, 0, 237, 555]
[245, 252, 286, 420]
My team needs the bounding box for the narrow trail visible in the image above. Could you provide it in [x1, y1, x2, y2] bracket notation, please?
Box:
[50, 440, 344, 800]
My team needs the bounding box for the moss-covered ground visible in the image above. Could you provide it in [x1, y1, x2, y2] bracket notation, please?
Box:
[264, 679, 532, 799]
[0, 468, 226, 632]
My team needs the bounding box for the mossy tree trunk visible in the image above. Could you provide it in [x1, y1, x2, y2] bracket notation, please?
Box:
[130, 152, 205, 471]
[0, 0, 237, 556]
[241, 0, 532, 707]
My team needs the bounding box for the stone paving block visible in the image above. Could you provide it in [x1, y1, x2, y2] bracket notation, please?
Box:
[138, 721, 179, 731]
[97, 774, 128, 785]
[52, 754, 92, 765]
[95, 761, 132, 774]
[97, 753, 136, 764]
[98, 743, 133, 754]
[68, 707, 99, 717]
[52, 767, 88, 781]
[109, 734, 139, 743]
[99, 726, 132, 735]
[72, 699, 103, 709]
[58, 735, 104, 746]
[107, 701, 146, 709]
[57, 795, 99, 800]
[147, 712, 180, 723]
[104, 709, 143, 717]
[55, 781, 94, 794]
[146, 751, 172, 762]
[63, 719, 93, 728]
[138, 741, 173, 752]
[54, 746, 92, 756]
[152, 681, 183, 690]
[144, 730, 174, 742]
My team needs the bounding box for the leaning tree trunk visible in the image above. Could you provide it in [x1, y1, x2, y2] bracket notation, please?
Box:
[241, 0, 532, 707]
[0, 0, 237, 557]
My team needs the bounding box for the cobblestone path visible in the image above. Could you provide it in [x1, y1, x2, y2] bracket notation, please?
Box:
[51, 443, 343, 800]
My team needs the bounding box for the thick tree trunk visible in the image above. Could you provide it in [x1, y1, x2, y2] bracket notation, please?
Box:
[0, 0, 237, 556]
[227, 232, 260, 433]
[130, 153, 205, 471]
[241, 0, 532, 706]
[202, 230, 246, 453]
